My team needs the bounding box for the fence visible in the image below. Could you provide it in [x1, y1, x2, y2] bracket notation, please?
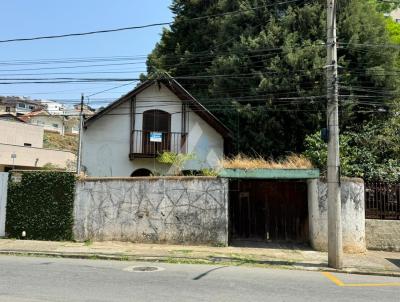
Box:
[365, 182, 400, 220]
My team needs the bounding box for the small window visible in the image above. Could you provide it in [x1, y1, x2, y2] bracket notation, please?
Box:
[52, 123, 59, 128]
[18, 103, 26, 108]
[5, 106, 10, 112]
[24, 143, 32, 147]
[28, 105, 35, 110]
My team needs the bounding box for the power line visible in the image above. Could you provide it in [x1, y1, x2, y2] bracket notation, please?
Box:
[0, 0, 300, 44]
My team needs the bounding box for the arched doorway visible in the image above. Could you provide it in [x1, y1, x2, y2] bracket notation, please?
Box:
[131, 168, 153, 177]
[142, 109, 171, 155]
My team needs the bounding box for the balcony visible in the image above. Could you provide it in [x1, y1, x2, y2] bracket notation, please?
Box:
[130, 130, 188, 159]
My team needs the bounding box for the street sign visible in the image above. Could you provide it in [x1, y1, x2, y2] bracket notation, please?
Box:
[11, 153, 16, 159]
[150, 132, 162, 143]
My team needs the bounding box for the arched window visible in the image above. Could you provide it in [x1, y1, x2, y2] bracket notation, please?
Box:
[142, 109, 171, 155]
[131, 168, 153, 177]
[142, 109, 171, 132]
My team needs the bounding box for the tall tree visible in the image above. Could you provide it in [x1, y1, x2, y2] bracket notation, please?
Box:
[147, 0, 399, 157]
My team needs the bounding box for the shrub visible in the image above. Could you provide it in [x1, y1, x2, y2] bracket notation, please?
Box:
[157, 152, 196, 175]
[6, 171, 76, 240]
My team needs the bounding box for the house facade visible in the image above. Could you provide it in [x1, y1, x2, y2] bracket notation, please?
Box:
[0, 96, 44, 115]
[19, 108, 82, 136]
[39, 100, 65, 115]
[82, 78, 231, 177]
[390, 8, 400, 23]
[0, 120, 75, 172]
[19, 110, 66, 134]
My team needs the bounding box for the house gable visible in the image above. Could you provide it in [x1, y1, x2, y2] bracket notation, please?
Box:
[84, 78, 231, 138]
[81, 80, 228, 176]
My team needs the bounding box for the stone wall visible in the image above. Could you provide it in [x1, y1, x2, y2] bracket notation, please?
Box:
[308, 178, 366, 253]
[366, 219, 400, 251]
[74, 177, 228, 245]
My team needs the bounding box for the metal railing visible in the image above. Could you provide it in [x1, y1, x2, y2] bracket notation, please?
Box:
[365, 182, 400, 220]
[131, 130, 188, 157]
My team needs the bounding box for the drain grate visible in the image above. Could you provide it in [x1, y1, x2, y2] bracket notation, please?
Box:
[124, 266, 165, 273]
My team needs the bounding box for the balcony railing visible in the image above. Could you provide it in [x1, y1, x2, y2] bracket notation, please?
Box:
[130, 130, 188, 159]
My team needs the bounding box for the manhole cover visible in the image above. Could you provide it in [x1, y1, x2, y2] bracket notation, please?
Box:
[123, 266, 165, 273]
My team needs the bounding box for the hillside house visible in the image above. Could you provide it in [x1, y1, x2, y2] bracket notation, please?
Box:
[19, 109, 66, 134]
[20, 109, 81, 135]
[0, 96, 44, 115]
[82, 78, 231, 177]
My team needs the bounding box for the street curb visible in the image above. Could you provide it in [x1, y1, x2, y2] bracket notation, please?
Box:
[0, 250, 399, 278]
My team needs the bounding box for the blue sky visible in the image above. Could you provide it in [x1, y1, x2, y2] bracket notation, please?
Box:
[0, 0, 173, 108]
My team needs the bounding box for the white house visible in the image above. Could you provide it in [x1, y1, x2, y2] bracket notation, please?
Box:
[39, 99, 65, 115]
[391, 8, 400, 23]
[20, 109, 65, 134]
[82, 78, 231, 177]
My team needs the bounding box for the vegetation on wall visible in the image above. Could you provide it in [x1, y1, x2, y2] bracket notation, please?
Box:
[6, 171, 76, 240]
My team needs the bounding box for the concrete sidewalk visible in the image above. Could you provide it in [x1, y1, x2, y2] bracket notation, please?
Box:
[0, 239, 399, 276]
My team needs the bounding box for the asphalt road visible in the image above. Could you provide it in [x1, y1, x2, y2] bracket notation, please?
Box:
[0, 255, 399, 302]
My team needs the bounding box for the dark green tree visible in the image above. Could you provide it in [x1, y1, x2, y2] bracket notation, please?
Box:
[147, 0, 399, 157]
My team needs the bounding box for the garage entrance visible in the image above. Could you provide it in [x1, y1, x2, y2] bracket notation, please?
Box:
[229, 180, 309, 243]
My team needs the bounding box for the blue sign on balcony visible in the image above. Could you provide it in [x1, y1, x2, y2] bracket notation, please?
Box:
[150, 132, 162, 143]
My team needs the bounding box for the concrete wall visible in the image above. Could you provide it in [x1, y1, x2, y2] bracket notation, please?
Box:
[74, 177, 229, 245]
[308, 178, 366, 253]
[366, 219, 400, 252]
[0, 120, 43, 147]
[0, 173, 7, 237]
[82, 83, 224, 177]
[0, 143, 75, 170]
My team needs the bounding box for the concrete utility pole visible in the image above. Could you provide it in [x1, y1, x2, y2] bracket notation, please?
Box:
[76, 93, 84, 175]
[326, 0, 342, 269]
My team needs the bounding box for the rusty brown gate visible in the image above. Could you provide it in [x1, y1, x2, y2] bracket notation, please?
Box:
[365, 182, 400, 220]
[229, 180, 309, 242]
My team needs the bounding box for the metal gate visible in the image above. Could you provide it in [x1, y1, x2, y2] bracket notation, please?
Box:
[229, 180, 308, 242]
[365, 182, 400, 220]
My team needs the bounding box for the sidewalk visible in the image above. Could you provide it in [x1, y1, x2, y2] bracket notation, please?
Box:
[0, 239, 399, 276]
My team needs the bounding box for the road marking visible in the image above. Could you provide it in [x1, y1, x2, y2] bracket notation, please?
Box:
[322, 272, 345, 286]
[322, 272, 400, 287]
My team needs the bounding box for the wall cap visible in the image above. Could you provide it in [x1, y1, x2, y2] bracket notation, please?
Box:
[319, 177, 364, 183]
[78, 176, 220, 182]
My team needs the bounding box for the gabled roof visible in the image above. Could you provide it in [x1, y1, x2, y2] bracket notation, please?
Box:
[18, 109, 50, 122]
[84, 78, 232, 138]
[0, 113, 26, 123]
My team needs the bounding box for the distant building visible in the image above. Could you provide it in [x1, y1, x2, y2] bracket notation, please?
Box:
[19, 109, 82, 136]
[0, 120, 76, 172]
[0, 96, 44, 115]
[39, 99, 65, 115]
[389, 8, 400, 23]
[19, 109, 66, 134]
[0, 114, 25, 123]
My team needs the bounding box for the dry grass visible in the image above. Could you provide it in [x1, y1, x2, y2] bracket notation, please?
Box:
[43, 131, 78, 153]
[220, 154, 313, 170]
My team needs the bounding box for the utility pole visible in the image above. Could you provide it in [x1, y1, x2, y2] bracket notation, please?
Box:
[76, 93, 84, 175]
[326, 0, 342, 269]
